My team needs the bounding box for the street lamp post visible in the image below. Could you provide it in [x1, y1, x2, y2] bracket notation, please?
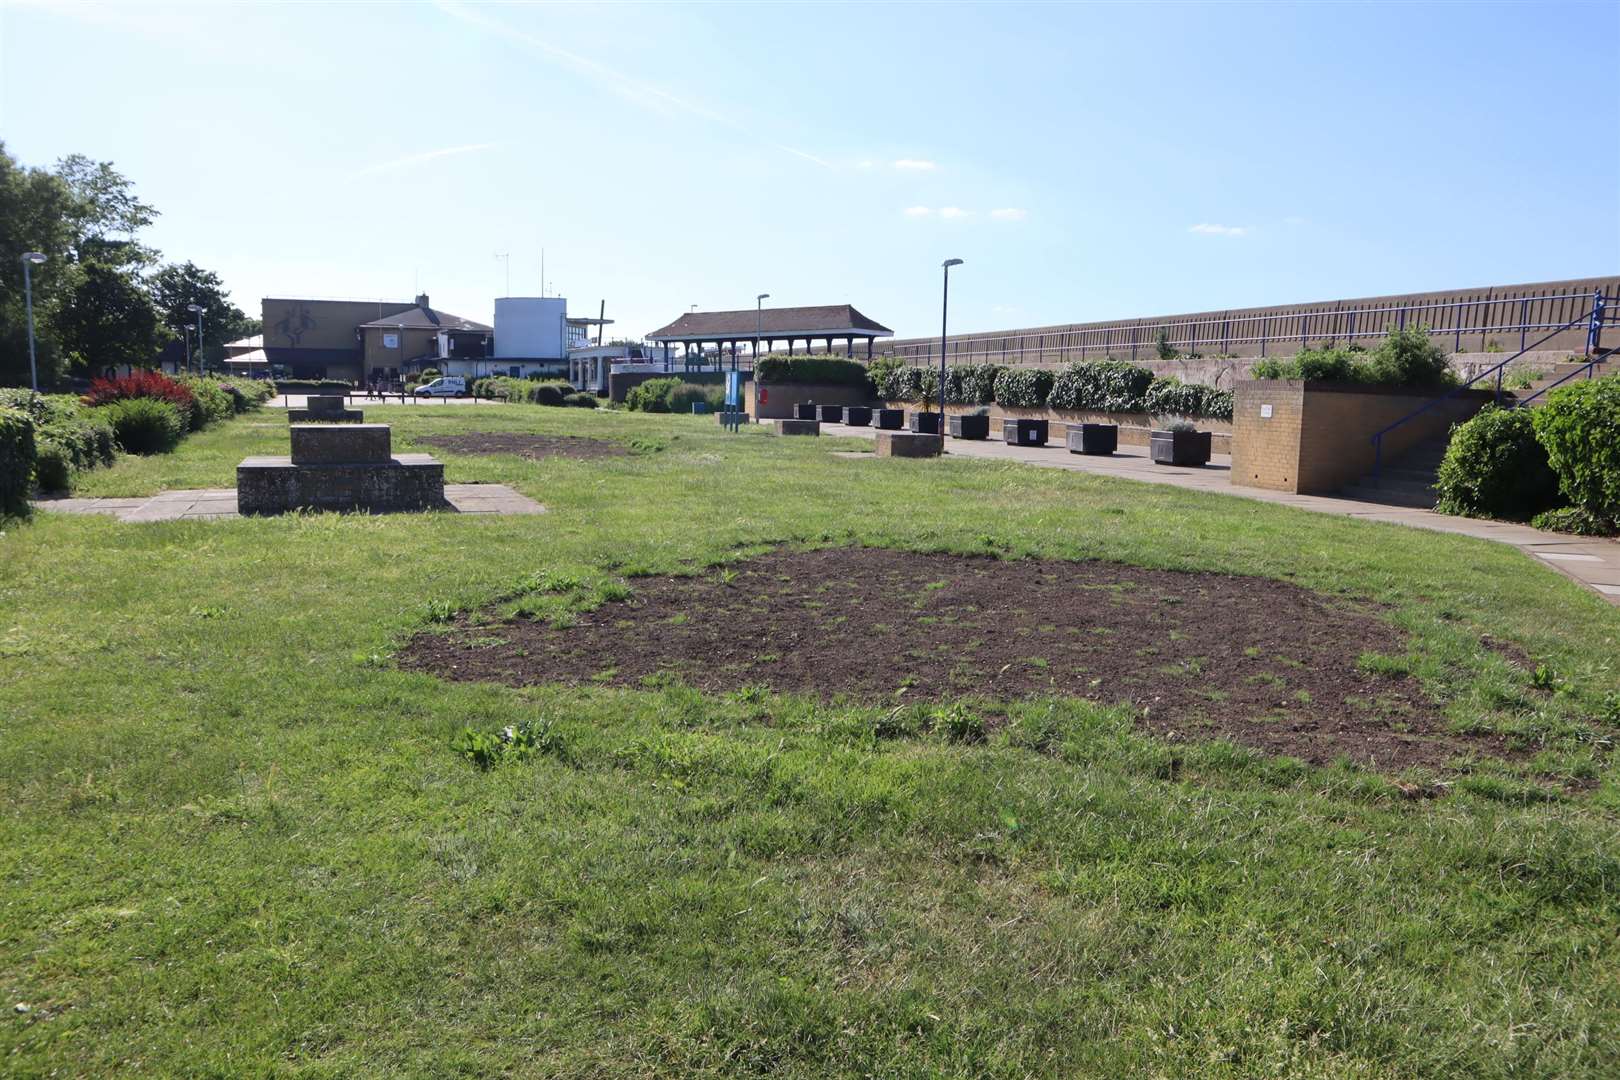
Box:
[754, 293, 770, 369]
[186, 304, 205, 375]
[939, 258, 963, 436]
[21, 252, 46, 391]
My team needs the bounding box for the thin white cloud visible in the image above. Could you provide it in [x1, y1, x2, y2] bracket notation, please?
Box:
[1189, 223, 1250, 237]
[939, 207, 970, 220]
[354, 142, 497, 177]
[777, 145, 833, 168]
[902, 206, 933, 218]
[990, 208, 1027, 221]
[892, 159, 937, 171]
[433, 1, 830, 168]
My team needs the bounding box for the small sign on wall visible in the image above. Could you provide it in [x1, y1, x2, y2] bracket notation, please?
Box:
[1260, 403, 1273, 419]
[383, 333, 399, 349]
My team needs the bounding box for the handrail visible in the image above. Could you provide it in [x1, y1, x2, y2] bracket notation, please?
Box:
[1368, 308, 1596, 483]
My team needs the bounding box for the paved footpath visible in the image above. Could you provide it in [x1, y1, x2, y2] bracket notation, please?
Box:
[33, 484, 543, 521]
[822, 422, 1620, 605]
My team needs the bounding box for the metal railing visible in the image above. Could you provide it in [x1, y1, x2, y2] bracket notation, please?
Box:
[1368, 291, 1616, 482]
[880, 286, 1616, 367]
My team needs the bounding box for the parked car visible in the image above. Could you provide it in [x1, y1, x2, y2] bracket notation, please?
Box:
[414, 376, 467, 397]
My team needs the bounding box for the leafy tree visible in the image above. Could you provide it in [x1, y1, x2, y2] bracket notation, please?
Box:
[149, 261, 253, 366]
[0, 142, 76, 386]
[55, 153, 159, 268]
[55, 261, 170, 374]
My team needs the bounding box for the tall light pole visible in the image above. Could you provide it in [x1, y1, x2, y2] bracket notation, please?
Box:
[754, 293, 770, 368]
[940, 258, 963, 435]
[186, 304, 205, 374]
[21, 252, 46, 391]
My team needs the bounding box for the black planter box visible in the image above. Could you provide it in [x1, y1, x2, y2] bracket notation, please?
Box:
[1067, 423, 1117, 456]
[794, 402, 818, 420]
[844, 406, 873, 427]
[874, 408, 904, 430]
[909, 411, 942, 435]
[948, 414, 990, 440]
[1002, 418, 1049, 446]
[1150, 429, 1212, 466]
[816, 404, 845, 423]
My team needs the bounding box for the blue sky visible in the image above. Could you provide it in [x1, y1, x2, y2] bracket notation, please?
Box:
[3, 0, 1617, 340]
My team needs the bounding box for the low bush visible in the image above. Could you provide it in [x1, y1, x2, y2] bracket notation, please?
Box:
[753, 355, 871, 388]
[1250, 328, 1455, 388]
[953, 363, 1005, 405]
[1143, 378, 1235, 421]
[625, 377, 683, 412]
[993, 367, 1054, 408]
[1530, 507, 1617, 536]
[98, 398, 185, 455]
[1532, 375, 1620, 522]
[1, 390, 119, 489]
[1434, 406, 1559, 521]
[176, 376, 235, 429]
[0, 406, 35, 516]
[627, 378, 723, 413]
[563, 392, 598, 408]
[32, 441, 72, 492]
[83, 369, 197, 428]
[1048, 360, 1153, 412]
[475, 376, 574, 406]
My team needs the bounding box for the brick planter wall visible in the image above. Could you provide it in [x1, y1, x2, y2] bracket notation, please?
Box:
[753, 382, 876, 420]
[1230, 380, 1494, 494]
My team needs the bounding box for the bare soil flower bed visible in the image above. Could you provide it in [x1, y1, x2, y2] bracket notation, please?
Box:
[402, 547, 1506, 770]
[413, 433, 630, 461]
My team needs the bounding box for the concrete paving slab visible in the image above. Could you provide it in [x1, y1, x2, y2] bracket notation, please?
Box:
[32, 484, 544, 521]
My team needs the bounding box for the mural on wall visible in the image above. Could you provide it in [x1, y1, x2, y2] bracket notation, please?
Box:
[274, 304, 317, 347]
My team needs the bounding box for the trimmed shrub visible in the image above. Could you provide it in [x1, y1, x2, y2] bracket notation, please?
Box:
[99, 398, 185, 455]
[0, 407, 35, 517]
[177, 376, 234, 429]
[753, 355, 870, 388]
[865, 356, 903, 395]
[949, 363, 1004, 405]
[1532, 375, 1620, 522]
[32, 440, 72, 492]
[878, 364, 924, 402]
[1048, 360, 1153, 412]
[1251, 347, 1369, 383]
[563, 392, 598, 408]
[1143, 378, 1235, 421]
[625, 377, 683, 412]
[83, 370, 196, 429]
[1530, 507, 1617, 536]
[1434, 406, 1559, 521]
[475, 376, 573, 405]
[993, 367, 1055, 409]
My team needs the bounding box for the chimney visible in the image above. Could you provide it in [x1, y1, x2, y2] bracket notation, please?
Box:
[415, 293, 430, 312]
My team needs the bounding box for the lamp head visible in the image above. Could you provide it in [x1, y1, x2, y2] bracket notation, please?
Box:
[942, 258, 964, 269]
[23, 252, 47, 265]
[186, 303, 205, 314]
[757, 293, 770, 302]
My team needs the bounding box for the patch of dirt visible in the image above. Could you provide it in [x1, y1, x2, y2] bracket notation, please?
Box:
[414, 433, 630, 461]
[401, 547, 1511, 771]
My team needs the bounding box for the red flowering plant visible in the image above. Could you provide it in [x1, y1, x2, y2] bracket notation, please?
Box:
[82, 370, 196, 425]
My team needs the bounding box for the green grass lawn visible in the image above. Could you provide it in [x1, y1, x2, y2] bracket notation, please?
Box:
[2, 403, 1617, 1077]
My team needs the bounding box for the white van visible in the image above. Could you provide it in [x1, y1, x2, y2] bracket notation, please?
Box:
[414, 376, 466, 397]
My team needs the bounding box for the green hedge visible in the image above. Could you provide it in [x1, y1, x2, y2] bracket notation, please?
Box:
[1434, 406, 1559, 521]
[626, 378, 724, 413]
[1048, 360, 1153, 412]
[473, 377, 583, 406]
[0, 406, 35, 517]
[1143, 378, 1235, 421]
[993, 367, 1054, 408]
[754, 355, 871, 388]
[0, 390, 119, 491]
[1532, 376, 1620, 524]
[177, 376, 235, 429]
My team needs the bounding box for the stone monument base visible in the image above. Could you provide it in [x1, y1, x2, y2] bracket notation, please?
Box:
[237, 422, 445, 514]
[875, 431, 943, 458]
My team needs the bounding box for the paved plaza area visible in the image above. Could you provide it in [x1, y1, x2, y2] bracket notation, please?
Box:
[823, 421, 1620, 605]
[33, 483, 544, 521]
